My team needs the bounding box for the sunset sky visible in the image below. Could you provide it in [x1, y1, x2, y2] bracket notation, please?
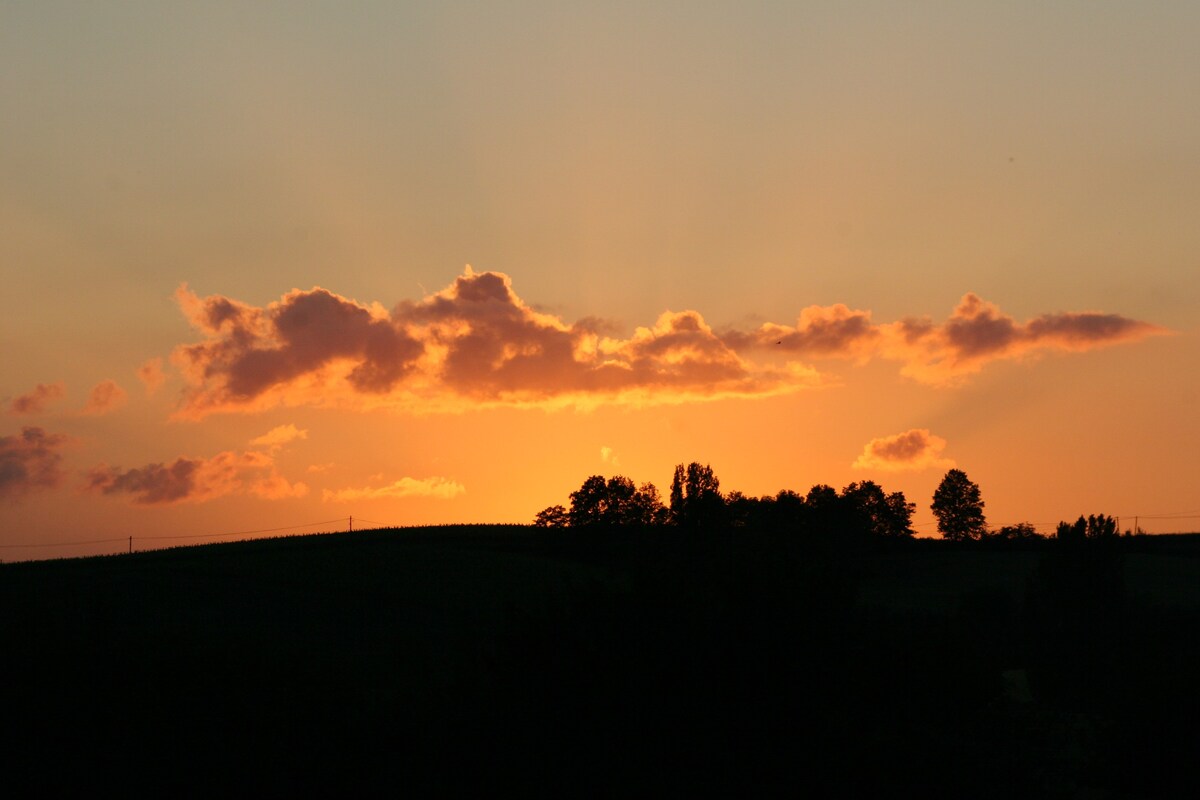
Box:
[3, 2, 1198, 559]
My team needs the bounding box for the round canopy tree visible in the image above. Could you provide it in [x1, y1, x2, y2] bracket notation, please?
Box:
[931, 469, 987, 541]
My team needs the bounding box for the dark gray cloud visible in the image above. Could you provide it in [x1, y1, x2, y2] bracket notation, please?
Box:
[0, 427, 68, 500]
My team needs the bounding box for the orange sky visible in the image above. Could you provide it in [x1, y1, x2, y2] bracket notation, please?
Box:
[3, 4, 1199, 559]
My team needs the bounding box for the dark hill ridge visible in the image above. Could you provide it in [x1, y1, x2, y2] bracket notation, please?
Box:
[3, 526, 1200, 796]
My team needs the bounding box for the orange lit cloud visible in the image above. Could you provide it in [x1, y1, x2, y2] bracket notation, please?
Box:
[171, 268, 814, 418]
[168, 272, 1164, 417]
[172, 281, 424, 416]
[852, 428, 954, 472]
[9, 382, 66, 415]
[0, 427, 69, 501]
[723, 304, 880, 357]
[322, 476, 466, 503]
[81, 380, 128, 416]
[249, 424, 308, 450]
[85, 450, 308, 505]
[884, 294, 1168, 384]
[729, 292, 1166, 385]
[137, 358, 166, 395]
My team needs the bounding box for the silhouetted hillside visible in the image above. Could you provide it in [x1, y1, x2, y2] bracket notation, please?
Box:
[3, 525, 1199, 796]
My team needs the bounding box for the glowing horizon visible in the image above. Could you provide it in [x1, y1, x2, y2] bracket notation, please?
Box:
[3, 3, 1199, 558]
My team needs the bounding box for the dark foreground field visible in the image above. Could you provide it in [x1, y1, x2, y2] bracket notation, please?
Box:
[3, 526, 1200, 796]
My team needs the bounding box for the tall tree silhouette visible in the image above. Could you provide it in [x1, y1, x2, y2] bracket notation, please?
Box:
[931, 469, 987, 541]
[1085, 513, 1118, 540]
[669, 462, 723, 529]
[669, 464, 685, 519]
[1056, 513, 1118, 543]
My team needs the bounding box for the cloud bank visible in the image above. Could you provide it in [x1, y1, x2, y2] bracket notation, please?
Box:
[852, 428, 955, 472]
[0, 427, 69, 501]
[166, 270, 1164, 417]
[323, 476, 466, 503]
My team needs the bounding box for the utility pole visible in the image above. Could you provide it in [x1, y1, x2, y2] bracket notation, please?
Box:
[128, 535, 132, 554]
[349, 515, 353, 533]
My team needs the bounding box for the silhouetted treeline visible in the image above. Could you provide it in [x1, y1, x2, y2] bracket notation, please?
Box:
[538, 464, 1144, 549]
[536, 461, 917, 541]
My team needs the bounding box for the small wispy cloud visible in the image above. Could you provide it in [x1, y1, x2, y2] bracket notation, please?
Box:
[322, 476, 465, 503]
[81, 380, 127, 416]
[137, 358, 166, 395]
[249, 423, 308, 450]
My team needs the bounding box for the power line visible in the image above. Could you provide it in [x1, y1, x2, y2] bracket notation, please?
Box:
[138, 517, 350, 541]
[0, 536, 129, 549]
[351, 517, 394, 527]
[1125, 512, 1200, 521]
[0, 517, 352, 551]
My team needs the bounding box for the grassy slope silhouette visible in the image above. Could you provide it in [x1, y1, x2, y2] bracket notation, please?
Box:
[3, 526, 1200, 796]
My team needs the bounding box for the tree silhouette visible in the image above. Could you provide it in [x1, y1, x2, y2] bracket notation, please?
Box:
[803, 484, 844, 537]
[568, 475, 665, 527]
[931, 469, 987, 541]
[842, 481, 915, 538]
[669, 464, 685, 520]
[533, 505, 569, 528]
[669, 462, 723, 529]
[629, 481, 669, 526]
[1055, 516, 1086, 544]
[881, 490, 917, 538]
[769, 489, 805, 529]
[993, 522, 1043, 541]
[1056, 514, 1118, 543]
[724, 490, 754, 527]
[600, 475, 638, 525]
[1085, 513, 1118, 540]
[569, 476, 610, 527]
